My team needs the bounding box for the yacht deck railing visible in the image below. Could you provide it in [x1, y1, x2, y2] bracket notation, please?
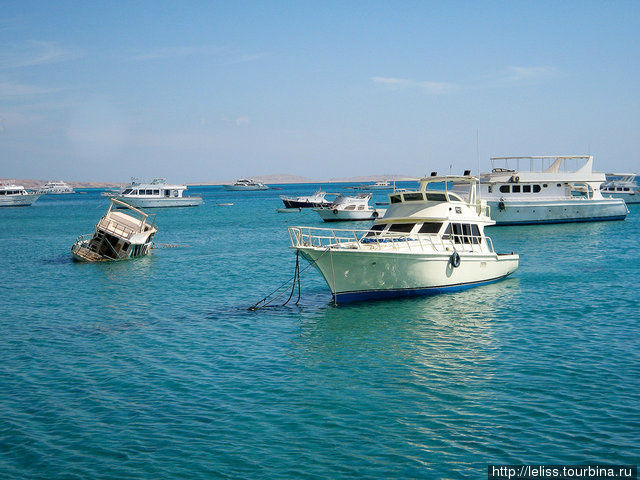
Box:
[288, 226, 495, 254]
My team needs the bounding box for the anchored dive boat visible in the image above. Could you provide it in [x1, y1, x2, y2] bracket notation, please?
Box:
[71, 198, 157, 262]
[0, 182, 40, 207]
[288, 175, 519, 304]
[37, 181, 74, 194]
[114, 178, 203, 207]
[281, 189, 332, 208]
[223, 179, 269, 191]
[601, 173, 639, 204]
[313, 193, 386, 222]
[456, 155, 628, 225]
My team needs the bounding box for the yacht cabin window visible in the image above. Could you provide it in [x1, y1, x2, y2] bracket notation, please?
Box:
[365, 224, 386, 237]
[523, 185, 531, 193]
[512, 185, 521, 193]
[425, 192, 447, 202]
[388, 223, 415, 233]
[499, 185, 509, 193]
[123, 189, 133, 194]
[533, 185, 542, 193]
[403, 192, 424, 201]
[390, 195, 402, 204]
[418, 222, 442, 234]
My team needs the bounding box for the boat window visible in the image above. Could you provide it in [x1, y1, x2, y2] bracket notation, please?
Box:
[471, 224, 481, 243]
[403, 192, 424, 201]
[533, 185, 542, 193]
[488, 186, 492, 193]
[462, 223, 473, 244]
[165, 189, 171, 197]
[557, 183, 561, 187]
[499, 185, 510, 193]
[153, 190, 160, 195]
[426, 192, 447, 201]
[147, 189, 154, 195]
[123, 189, 133, 194]
[344, 205, 355, 210]
[418, 222, 442, 234]
[523, 185, 531, 193]
[388, 223, 415, 233]
[512, 185, 521, 193]
[624, 187, 630, 192]
[365, 224, 386, 237]
[0, 191, 4, 195]
[448, 193, 463, 202]
[390, 194, 402, 204]
[451, 223, 463, 244]
[543, 184, 548, 188]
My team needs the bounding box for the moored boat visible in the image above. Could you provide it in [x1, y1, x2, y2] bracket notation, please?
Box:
[0, 182, 40, 207]
[601, 173, 639, 204]
[114, 178, 203, 207]
[281, 189, 332, 208]
[313, 193, 386, 222]
[288, 175, 518, 304]
[37, 181, 74, 194]
[71, 198, 157, 262]
[453, 155, 628, 225]
[223, 179, 269, 191]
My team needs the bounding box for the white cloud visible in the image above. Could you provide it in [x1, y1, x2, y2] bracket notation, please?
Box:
[372, 76, 455, 94]
[235, 116, 250, 126]
[505, 66, 558, 82]
[0, 81, 56, 96]
[130, 45, 225, 61]
[0, 40, 79, 68]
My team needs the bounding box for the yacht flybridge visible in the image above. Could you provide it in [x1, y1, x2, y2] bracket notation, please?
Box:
[0, 182, 40, 207]
[288, 176, 519, 304]
[72, 198, 157, 262]
[455, 156, 629, 225]
[114, 178, 203, 208]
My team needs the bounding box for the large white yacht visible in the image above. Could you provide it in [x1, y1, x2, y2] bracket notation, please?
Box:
[288, 175, 519, 303]
[72, 198, 157, 262]
[114, 178, 203, 208]
[313, 193, 386, 222]
[453, 155, 628, 225]
[0, 182, 40, 207]
[37, 181, 74, 194]
[223, 179, 269, 191]
[601, 173, 639, 204]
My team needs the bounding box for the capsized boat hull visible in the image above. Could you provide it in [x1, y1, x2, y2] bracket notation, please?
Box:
[115, 196, 203, 208]
[297, 246, 518, 304]
[487, 198, 628, 225]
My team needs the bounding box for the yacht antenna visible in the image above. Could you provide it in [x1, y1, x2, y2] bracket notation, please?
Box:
[476, 129, 480, 201]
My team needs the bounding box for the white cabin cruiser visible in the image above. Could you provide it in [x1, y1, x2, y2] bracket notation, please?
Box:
[288, 176, 519, 304]
[601, 173, 639, 204]
[0, 182, 40, 207]
[357, 180, 394, 190]
[453, 156, 628, 225]
[72, 198, 157, 262]
[114, 178, 203, 207]
[38, 181, 74, 194]
[223, 179, 269, 191]
[314, 193, 386, 222]
[281, 189, 333, 208]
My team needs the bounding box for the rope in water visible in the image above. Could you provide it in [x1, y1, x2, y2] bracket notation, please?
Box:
[248, 248, 330, 311]
[152, 243, 191, 249]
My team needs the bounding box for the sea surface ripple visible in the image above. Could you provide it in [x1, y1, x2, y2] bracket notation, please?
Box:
[0, 185, 638, 479]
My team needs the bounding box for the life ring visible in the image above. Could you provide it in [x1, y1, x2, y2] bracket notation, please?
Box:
[333, 209, 339, 214]
[450, 251, 461, 268]
[372, 211, 379, 218]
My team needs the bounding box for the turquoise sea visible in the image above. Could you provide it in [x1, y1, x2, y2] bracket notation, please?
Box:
[1, 184, 638, 479]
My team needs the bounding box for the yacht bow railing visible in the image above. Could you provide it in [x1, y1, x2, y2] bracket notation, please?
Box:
[287, 226, 495, 254]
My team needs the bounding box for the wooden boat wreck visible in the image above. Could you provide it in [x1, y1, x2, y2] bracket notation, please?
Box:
[71, 198, 157, 262]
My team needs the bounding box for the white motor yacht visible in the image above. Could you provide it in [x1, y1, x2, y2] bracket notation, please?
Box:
[452, 156, 628, 225]
[357, 180, 394, 190]
[72, 198, 157, 262]
[0, 182, 40, 207]
[281, 189, 332, 208]
[223, 179, 269, 191]
[314, 193, 386, 222]
[288, 175, 519, 304]
[114, 178, 203, 207]
[601, 173, 639, 204]
[37, 181, 74, 194]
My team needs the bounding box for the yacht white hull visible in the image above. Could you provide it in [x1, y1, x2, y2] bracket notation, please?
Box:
[0, 194, 40, 207]
[297, 246, 518, 303]
[115, 196, 203, 208]
[315, 208, 385, 222]
[487, 198, 628, 225]
[223, 185, 269, 191]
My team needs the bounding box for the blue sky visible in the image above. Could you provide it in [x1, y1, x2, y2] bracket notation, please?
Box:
[1, 1, 639, 182]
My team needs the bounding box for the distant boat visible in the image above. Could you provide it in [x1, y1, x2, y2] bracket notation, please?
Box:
[601, 173, 640, 204]
[72, 198, 157, 262]
[280, 189, 332, 208]
[314, 193, 385, 222]
[357, 180, 393, 190]
[223, 179, 269, 191]
[37, 181, 74, 194]
[0, 182, 40, 207]
[114, 178, 203, 208]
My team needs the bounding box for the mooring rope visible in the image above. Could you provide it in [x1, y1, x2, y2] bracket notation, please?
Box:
[248, 247, 329, 311]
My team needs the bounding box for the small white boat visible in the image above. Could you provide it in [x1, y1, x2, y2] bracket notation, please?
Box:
[314, 193, 386, 222]
[601, 173, 640, 204]
[0, 182, 40, 207]
[289, 175, 519, 304]
[72, 198, 158, 262]
[452, 155, 629, 225]
[114, 178, 203, 208]
[277, 207, 302, 213]
[357, 180, 394, 190]
[223, 179, 269, 191]
[37, 181, 74, 194]
[280, 189, 332, 208]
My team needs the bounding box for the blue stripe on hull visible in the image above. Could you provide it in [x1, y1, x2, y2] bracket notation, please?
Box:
[333, 274, 511, 304]
[494, 215, 627, 226]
